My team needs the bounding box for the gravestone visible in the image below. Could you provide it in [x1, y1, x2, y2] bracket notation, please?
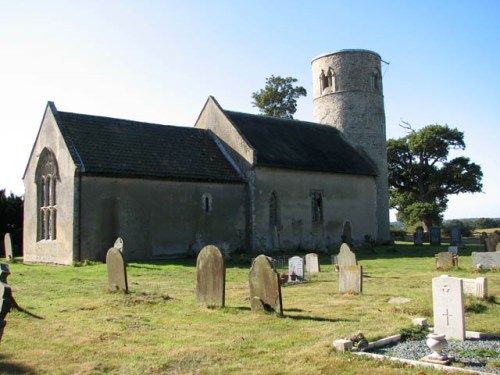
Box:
[448, 246, 458, 255]
[249, 255, 283, 316]
[337, 243, 357, 266]
[114, 237, 124, 251]
[472, 251, 500, 270]
[461, 277, 488, 299]
[3, 234, 12, 260]
[331, 255, 339, 272]
[305, 253, 320, 274]
[339, 265, 363, 294]
[0, 264, 12, 343]
[449, 226, 462, 247]
[414, 227, 424, 245]
[196, 245, 225, 308]
[288, 256, 304, 281]
[483, 232, 500, 252]
[432, 276, 465, 341]
[435, 252, 457, 270]
[106, 247, 128, 292]
[429, 227, 441, 245]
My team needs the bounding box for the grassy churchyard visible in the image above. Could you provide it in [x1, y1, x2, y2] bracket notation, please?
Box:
[1, 243, 499, 374]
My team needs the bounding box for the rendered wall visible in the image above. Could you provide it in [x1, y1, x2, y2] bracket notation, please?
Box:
[253, 167, 377, 252]
[78, 176, 246, 262]
[23, 106, 77, 265]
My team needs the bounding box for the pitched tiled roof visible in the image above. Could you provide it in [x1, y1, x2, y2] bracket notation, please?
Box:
[224, 111, 376, 176]
[56, 111, 243, 183]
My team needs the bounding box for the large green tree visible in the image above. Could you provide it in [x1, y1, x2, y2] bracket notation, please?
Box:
[251, 75, 306, 119]
[388, 124, 483, 231]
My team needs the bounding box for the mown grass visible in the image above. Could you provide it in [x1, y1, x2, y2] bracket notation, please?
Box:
[1, 243, 499, 374]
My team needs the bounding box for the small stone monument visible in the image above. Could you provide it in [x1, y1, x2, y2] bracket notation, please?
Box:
[337, 243, 357, 266]
[429, 227, 441, 245]
[472, 251, 500, 270]
[3, 234, 13, 260]
[432, 276, 465, 341]
[305, 253, 320, 274]
[435, 252, 457, 270]
[461, 277, 488, 299]
[447, 246, 458, 255]
[288, 256, 304, 281]
[339, 265, 363, 294]
[249, 255, 283, 316]
[106, 247, 128, 292]
[483, 232, 500, 252]
[0, 264, 12, 342]
[196, 245, 225, 308]
[414, 227, 424, 245]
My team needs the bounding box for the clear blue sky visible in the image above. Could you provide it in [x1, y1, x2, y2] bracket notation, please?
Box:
[1, 0, 499, 221]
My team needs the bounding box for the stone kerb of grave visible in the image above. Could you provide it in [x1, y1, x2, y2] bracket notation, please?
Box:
[339, 265, 363, 294]
[435, 252, 457, 270]
[432, 276, 465, 341]
[337, 243, 357, 267]
[3, 234, 13, 260]
[472, 251, 500, 270]
[106, 247, 128, 292]
[305, 253, 320, 274]
[249, 255, 283, 316]
[196, 245, 225, 308]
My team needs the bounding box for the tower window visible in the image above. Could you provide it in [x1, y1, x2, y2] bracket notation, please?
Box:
[202, 193, 212, 214]
[371, 72, 379, 91]
[320, 68, 336, 93]
[35, 148, 58, 241]
[269, 191, 280, 231]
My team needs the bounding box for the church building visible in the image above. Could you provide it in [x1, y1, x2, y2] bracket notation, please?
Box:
[23, 49, 390, 264]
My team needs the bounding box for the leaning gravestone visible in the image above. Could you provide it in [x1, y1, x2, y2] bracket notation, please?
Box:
[472, 251, 500, 270]
[196, 245, 225, 308]
[337, 243, 357, 266]
[430, 227, 441, 245]
[484, 232, 500, 252]
[435, 252, 457, 270]
[106, 247, 128, 292]
[288, 256, 304, 281]
[339, 265, 363, 294]
[0, 264, 12, 343]
[3, 234, 12, 260]
[249, 255, 283, 316]
[414, 227, 424, 245]
[432, 276, 465, 341]
[305, 253, 320, 274]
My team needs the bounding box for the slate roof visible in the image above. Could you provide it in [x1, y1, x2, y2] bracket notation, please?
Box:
[56, 111, 243, 183]
[224, 111, 376, 176]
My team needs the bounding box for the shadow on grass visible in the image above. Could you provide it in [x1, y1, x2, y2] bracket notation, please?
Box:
[0, 354, 35, 374]
[284, 314, 353, 323]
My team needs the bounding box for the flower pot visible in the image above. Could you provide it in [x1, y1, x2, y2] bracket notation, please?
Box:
[426, 333, 448, 359]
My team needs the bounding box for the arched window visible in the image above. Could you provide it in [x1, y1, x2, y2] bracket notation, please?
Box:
[311, 191, 323, 223]
[320, 70, 328, 93]
[202, 193, 212, 214]
[320, 68, 336, 94]
[269, 191, 279, 231]
[35, 148, 59, 241]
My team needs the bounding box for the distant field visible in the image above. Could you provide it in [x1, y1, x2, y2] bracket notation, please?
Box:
[474, 228, 500, 234]
[1, 243, 499, 374]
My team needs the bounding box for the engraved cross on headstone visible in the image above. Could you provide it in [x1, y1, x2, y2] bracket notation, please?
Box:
[442, 308, 453, 326]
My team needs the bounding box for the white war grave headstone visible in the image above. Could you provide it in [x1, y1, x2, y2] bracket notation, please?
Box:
[432, 276, 465, 341]
[305, 253, 320, 274]
[288, 256, 304, 281]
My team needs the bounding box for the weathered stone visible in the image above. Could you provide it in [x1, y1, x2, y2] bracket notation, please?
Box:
[435, 252, 457, 270]
[412, 318, 428, 327]
[429, 227, 441, 245]
[472, 251, 500, 270]
[483, 232, 500, 252]
[339, 265, 362, 294]
[305, 253, 320, 274]
[462, 277, 487, 299]
[432, 276, 465, 341]
[333, 339, 353, 352]
[113, 237, 124, 251]
[337, 243, 357, 267]
[196, 245, 225, 308]
[414, 227, 424, 245]
[249, 255, 283, 316]
[106, 247, 128, 292]
[3, 234, 12, 260]
[288, 256, 304, 281]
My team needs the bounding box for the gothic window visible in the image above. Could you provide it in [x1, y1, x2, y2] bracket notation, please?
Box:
[202, 193, 212, 214]
[311, 191, 323, 223]
[269, 191, 279, 231]
[320, 70, 328, 93]
[320, 68, 336, 93]
[35, 148, 59, 241]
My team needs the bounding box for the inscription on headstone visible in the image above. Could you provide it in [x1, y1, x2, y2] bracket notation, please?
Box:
[3, 234, 12, 260]
[432, 276, 465, 341]
[106, 247, 128, 292]
[339, 265, 363, 294]
[196, 245, 225, 308]
[305, 253, 320, 274]
[337, 243, 357, 267]
[249, 255, 283, 316]
[430, 227, 441, 245]
[288, 256, 304, 281]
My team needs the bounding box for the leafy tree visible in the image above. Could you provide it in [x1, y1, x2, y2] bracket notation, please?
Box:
[442, 219, 472, 237]
[0, 189, 24, 256]
[472, 217, 499, 230]
[251, 75, 307, 119]
[388, 124, 483, 232]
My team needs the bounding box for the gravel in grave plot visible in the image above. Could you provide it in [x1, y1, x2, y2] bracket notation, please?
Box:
[370, 338, 500, 374]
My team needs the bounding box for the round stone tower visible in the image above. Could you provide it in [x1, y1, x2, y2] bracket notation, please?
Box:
[311, 49, 390, 242]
